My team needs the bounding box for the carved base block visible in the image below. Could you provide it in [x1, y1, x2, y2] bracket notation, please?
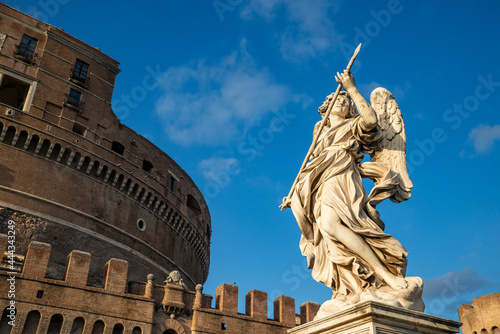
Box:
[288, 301, 461, 334]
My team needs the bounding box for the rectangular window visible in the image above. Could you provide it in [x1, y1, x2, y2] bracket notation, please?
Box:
[142, 160, 153, 174]
[0, 75, 31, 110]
[14, 34, 38, 64]
[65, 88, 82, 110]
[111, 141, 125, 155]
[71, 59, 89, 86]
[169, 178, 175, 192]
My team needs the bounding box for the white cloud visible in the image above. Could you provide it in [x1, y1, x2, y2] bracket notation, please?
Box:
[424, 268, 491, 300]
[154, 40, 291, 146]
[468, 124, 500, 155]
[240, 0, 342, 62]
[199, 157, 240, 181]
[423, 268, 496, 316]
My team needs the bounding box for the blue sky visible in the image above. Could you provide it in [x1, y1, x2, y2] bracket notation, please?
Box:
[5, 0, 500, 321]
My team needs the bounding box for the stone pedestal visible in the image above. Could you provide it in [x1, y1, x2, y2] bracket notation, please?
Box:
[289, 301, 461, 334]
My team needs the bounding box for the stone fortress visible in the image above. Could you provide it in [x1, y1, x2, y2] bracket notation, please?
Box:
[458, 292, 500, 334]
[0, 3, 320, 333]
[0, 3, 497, 334]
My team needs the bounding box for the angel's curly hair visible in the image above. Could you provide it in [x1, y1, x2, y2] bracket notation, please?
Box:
[318, 91, 357, 118]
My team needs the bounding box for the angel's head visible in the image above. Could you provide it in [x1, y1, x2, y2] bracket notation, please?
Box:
[318, 91, 356, 119]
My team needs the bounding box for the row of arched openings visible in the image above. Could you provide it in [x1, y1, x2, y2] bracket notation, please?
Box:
[0, 308, 143, 333]
[474, 327, 500, 334]
[0, 121, 210, 273]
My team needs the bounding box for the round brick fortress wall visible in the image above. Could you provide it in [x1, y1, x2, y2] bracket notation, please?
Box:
[0, 112, 211, 289]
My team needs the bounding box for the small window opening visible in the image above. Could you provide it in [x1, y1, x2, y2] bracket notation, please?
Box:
[169, 178, 175, 192]
[111, 141, 125, 155]
[142, 160, 153, 173]
[187, 194, 201, 216]
[0, 75, 30, 110]
[36, 290, 44, 298]
[72, 123, 86, 136]
[221, 323, 227, 330]
[112, 323, 124, 334]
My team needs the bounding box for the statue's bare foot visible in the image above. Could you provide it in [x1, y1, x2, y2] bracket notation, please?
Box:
[380, 272, 408, 291]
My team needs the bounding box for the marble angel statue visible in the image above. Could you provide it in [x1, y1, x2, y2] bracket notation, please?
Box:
[281, 67, 424, 317]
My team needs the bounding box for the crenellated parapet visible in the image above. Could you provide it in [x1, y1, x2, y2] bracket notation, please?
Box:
[191, 283, 320, 333]
[0, 234, 319, 333]
[459, 292, 500, 334]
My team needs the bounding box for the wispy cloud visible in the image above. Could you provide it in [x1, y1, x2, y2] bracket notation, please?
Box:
[240, 0, 342, 62]
[199, 157, 240, 181]
[154, 40, 291, 146]
[423, 268, 496, 317]
[468, 124, 500, 155]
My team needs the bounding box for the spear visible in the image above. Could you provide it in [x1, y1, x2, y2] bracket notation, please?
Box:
[280, 43, 362, 211]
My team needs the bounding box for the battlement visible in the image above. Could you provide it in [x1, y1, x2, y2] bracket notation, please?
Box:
[200, 282, 319, 327]
[0, 233, 319, 333]
[458, 292, 500, 334]
[0, 235, 134, 295]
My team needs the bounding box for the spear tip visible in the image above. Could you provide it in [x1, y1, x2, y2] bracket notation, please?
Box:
[354, 43, 362, 57]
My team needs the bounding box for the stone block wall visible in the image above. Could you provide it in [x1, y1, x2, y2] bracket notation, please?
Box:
[459, 292, 500, 334]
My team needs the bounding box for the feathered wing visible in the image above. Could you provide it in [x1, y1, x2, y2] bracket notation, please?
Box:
[369, 87, 413, 203]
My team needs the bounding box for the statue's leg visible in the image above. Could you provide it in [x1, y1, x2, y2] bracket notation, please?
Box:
[319, 203, 408, 290]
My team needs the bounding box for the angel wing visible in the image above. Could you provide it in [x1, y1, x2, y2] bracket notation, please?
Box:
[369, 87, 413, 203]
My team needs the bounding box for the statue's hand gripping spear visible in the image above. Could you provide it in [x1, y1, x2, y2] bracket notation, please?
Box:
[280, 43, 361, 211]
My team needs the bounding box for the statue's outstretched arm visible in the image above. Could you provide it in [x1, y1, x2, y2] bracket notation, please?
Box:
[336, 70, 377, 129]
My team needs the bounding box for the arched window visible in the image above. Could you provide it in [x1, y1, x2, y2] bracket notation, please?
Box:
[130, 184, 139, 198]
[99, 165, 108, 180]
[70, 152, 82, 169]
[122, 178, 132, 193]
[107, 169, 117, 185]
[60, 148, 72, 165]
[26, 134, 39, 153]
[47, 314, 64, 334]
[15, 130, 28, 149]
[115, 174, 125, 189]
[492, 327, 499, 334]
[482, 329, 489, 334]
[38, 139, 51, 157]
[0, 308, 13, 334]
[49, 143, 62, 161]
[70, 317, 85, 334]
[3, 126, 16, 145]
[132, 327, 142, 334]
[80, 156, 92, 172]
[91, 320, 105, 334]
[89, 161, 99, 177]
[21, 310, 41, 334]
[112, 323, 124, 334]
